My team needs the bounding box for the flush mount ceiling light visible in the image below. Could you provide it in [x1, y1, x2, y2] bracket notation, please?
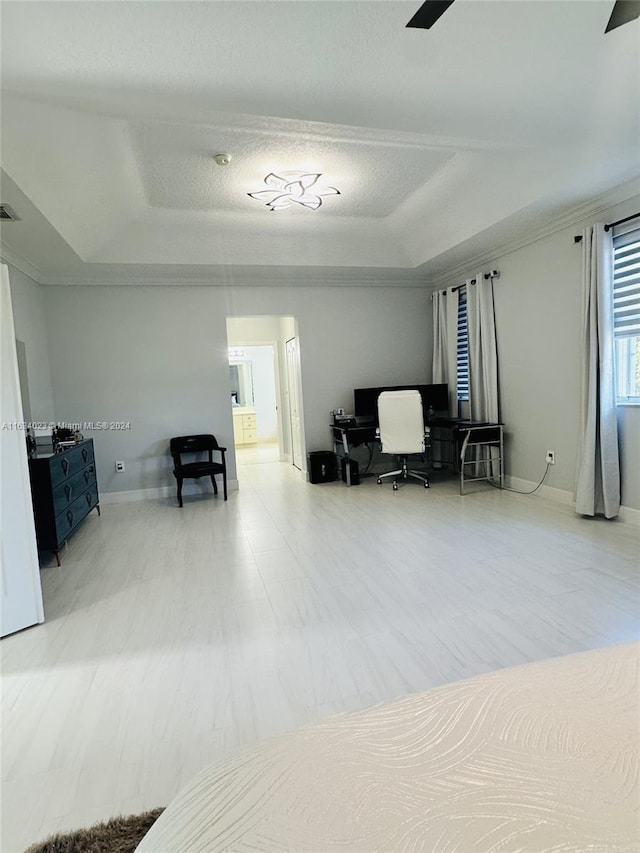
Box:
[248, 171, 340, 212]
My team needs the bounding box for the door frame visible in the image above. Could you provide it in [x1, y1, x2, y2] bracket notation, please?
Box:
[1, 264, 45, 637]
[285, 336, 305, 470]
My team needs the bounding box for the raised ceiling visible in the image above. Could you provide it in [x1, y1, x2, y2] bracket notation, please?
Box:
[0, 0, 638, 284]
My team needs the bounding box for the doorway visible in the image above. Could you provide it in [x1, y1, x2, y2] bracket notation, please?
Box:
[226, 316, 304, 471]
[229, 344, 279, 464]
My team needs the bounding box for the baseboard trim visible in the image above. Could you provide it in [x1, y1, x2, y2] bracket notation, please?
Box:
[618, 504, 640, 526]
[101, 480, 240, 504]
[505, 476, 574, 507]
[505, 476, 640, 524]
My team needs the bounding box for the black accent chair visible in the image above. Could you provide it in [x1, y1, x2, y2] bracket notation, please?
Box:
[170, 434, 227, 507]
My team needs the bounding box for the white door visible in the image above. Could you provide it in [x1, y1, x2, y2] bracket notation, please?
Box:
[285, 337, 304, 470]
[1, 265, 44, 637]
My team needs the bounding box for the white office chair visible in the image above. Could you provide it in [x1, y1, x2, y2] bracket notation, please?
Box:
[376, 390, 430, 490]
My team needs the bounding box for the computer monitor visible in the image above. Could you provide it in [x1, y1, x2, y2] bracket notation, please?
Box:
[353, 383, 449, 424]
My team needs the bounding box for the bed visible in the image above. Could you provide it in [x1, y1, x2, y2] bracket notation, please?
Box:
[137, 642, 639, 852]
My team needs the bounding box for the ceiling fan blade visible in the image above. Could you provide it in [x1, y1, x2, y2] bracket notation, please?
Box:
[406, 0, 455, 30]
[605, 0, 640, 32]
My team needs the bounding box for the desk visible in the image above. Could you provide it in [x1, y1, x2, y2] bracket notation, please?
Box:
[331, 423, 376, 486]
[332, 419, 503, 493]
[430, 419, 504, 494]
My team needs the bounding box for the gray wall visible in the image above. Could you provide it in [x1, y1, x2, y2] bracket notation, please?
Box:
[13, 191, 640, 511]
[494, 227, 583, 492]
[42, 284, 432, 494]
[434, 195, 640, 510]
[7, 264, 55, 424]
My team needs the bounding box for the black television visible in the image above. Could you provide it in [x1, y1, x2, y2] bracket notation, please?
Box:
[353, 383, 449, 424]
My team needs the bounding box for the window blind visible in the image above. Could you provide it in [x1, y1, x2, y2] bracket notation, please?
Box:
[613, 228, 640, 339]
[457, 288, 469, 401]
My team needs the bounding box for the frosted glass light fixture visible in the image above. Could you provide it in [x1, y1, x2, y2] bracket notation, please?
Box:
[248, 171, 340, 211]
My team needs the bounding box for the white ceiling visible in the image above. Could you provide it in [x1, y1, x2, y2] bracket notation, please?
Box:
[0, 0, 638, 283]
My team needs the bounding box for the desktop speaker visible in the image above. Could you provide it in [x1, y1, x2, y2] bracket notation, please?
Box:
[340, 457, 360, 485]
[307, 451, 337, 484]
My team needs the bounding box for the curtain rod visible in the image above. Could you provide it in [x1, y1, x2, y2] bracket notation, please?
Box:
[450, 269, 500, 293]
[574, 211, 640, 242]
[604, 211, 640, 232]
[430, 270, 500, 298]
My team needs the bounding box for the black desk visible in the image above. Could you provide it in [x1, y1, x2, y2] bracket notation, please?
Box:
[331, 423, 376, 485]
[430, 419, 504, 494]
[332, 418, 503, 492]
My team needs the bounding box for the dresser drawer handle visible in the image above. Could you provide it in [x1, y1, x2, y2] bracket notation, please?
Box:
[64, 484, 73, 501]
[84, 467, 94, 484]
[85, 493, 93, 507]
[66, 509, 73, 527]
[82, 447, 88, 463]
[62, 458, 70, 476]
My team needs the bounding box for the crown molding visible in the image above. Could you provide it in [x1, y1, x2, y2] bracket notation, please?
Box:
[37, 264, 428, 289]
[6, 177, 638, 291]
[0, 241, 44, 283]
[428, 176, 640, 289]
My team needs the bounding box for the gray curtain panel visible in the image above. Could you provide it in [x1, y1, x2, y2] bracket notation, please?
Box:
[432, 287, 459, 414]
[575, 225, 620, 518]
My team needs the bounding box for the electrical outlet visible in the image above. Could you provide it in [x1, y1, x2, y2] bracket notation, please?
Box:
[115, 461, 125, 472]
[545, 451, 555, 465]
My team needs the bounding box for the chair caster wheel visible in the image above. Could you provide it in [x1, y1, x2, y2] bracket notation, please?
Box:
[424, 482, 429, 488]
[377, 478, 382, 485]
[392, 482, 398, 491]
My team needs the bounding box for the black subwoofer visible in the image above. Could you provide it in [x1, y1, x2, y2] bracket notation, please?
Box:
[340, 457, 360, 485]
[307, 451, 337, 484]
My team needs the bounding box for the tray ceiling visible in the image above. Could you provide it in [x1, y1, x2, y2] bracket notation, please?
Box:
[0, 1, 638, 282]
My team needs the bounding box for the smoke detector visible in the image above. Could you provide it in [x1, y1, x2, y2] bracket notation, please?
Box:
[213, 153, 231, 166]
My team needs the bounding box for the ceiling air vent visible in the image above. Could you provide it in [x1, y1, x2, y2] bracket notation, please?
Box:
[0, 204, 21, 221]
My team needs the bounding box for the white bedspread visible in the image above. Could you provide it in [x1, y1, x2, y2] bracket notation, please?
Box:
[138, 642, 640, 852]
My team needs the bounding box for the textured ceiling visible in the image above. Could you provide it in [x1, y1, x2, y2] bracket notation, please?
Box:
[0, 0, 638, 282]
[129, 120, 456, 217]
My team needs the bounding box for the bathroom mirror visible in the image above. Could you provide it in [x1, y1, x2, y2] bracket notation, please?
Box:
[229, 361, 254, 407]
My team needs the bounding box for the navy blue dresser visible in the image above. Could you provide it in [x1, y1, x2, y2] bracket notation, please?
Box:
[28, 439, 100, 565]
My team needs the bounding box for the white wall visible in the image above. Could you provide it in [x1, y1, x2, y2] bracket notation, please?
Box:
[617, 404, 640, 510]
[7, 264, 55, 424]
[433, 194, 640, 510]
[43, 284, 432, 494]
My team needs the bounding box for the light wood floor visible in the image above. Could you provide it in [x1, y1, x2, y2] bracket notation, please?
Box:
[2, 455, 639, 852]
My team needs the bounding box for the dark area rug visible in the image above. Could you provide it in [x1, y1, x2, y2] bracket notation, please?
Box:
[24, 808, 164, 853]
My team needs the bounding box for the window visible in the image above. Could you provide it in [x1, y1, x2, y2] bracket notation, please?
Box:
[613, 228, 640, 403]
[457, 287, 469, 401]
